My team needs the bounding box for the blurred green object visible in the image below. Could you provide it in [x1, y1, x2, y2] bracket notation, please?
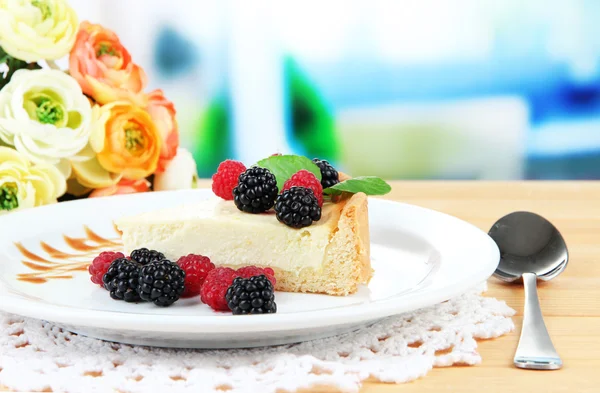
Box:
[285, 57, 340, 163]
[192, 58, 340, 176]
[0, 46, 41, 90]
[194, 94, 233, 178]
[339, 123, 470, 179]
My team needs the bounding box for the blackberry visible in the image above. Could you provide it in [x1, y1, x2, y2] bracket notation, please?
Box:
[130, 248, 165, 266]
[233, 167, 278, 213]
[274, 186, 321, 228]
[225, 275, 277, 315]
[138, 260, 186, 307]
[103, 258, 142, 302]
[312, 158, 340, 189]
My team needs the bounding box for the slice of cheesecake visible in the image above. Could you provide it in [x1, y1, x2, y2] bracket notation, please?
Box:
[115, 192, 372, 296]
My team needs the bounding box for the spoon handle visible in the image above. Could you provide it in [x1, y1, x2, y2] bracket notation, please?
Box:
[514, 272, 562, 370]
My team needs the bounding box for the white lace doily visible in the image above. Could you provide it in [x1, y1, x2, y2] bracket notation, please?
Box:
[0, 283, 514, 393]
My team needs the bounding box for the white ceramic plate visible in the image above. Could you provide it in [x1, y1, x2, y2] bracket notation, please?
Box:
[0, 189, 499, 348]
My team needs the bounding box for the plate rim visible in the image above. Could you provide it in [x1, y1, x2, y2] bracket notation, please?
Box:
[0, 190, 499, 334]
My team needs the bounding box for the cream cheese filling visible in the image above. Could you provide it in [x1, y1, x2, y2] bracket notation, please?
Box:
[116, 198, 342, 274]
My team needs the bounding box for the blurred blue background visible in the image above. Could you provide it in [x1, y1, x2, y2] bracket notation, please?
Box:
[69, 0, 600, 180]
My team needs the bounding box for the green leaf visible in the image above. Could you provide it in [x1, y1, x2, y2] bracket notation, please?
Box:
[323, 176, 391, 196]
[0, 47, 9, 64]
[0, 45, 38, 90]
[256, 154, 321, 190]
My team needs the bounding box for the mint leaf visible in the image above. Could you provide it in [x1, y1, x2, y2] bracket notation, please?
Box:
[256, 154, 322, 190]
[324, 176, 391, 196]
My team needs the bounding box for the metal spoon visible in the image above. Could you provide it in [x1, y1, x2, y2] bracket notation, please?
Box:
[488, 211, 567, 370]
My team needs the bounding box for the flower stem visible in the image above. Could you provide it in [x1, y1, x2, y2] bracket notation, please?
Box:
[46, 60, 60, 70]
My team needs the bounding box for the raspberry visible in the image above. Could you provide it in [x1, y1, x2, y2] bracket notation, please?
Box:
[236, 266, 276, 287]
[281, 170, 323, 207]
[212, 160, 247, 200]
[177, 254, 215, 298]
[200, 267, 239, 311]
[89, 251, 124, 286]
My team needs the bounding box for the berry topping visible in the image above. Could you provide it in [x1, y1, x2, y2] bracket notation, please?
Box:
[233, 167, 278, 213]
[275, 186, 322, 228]
[200, 267, 238, 311]
[130, 248, 165, 266]
[177, 254, 215, 298]
[236, 266, 276, 287]
[138, 260, 186, 307]
[89, 251, 124, 286]
[103, 258, 142, 302]
[281, 169, 323, 207]
[212, 160, 247, 200]
[312, 158, 340, 189]
[226, 275, 277, 315]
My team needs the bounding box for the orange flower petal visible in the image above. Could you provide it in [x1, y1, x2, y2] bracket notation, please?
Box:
[69, 21, 147, 106]
[147, 89, 179, 172]
[89, 178, 150, 198]
[93, 102, 162, 180]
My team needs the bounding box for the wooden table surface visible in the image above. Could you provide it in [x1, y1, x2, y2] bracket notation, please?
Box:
[3, 181, 599, 392]
[360, 181, 599, 393]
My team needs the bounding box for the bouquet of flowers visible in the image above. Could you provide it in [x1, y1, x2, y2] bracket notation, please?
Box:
[0, 0, 198, 215]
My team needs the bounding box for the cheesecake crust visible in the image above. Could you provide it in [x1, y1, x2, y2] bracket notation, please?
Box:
[273, 192, 372, 295]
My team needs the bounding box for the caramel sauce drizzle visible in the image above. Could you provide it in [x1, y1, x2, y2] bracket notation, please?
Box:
[16, 225, 123, 284]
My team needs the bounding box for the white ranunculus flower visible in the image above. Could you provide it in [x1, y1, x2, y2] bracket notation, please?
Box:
[0, 69, 92, 174]
[0, 0, 79, 62]
[0, 146, 66, 214]
[153, 148, 198, 191]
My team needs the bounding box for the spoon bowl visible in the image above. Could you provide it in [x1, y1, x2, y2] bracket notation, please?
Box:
[490, 211, 568, 282]
[488, 211, 568, 370]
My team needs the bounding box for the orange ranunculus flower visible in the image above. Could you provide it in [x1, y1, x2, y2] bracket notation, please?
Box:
[89, 102, 162, 180]
[89, 178, 150, 198]
[69, 21, 147, 107]
[146, 89, 179, 172]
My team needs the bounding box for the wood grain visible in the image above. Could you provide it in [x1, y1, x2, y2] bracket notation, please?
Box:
[361, 181, 600, 393]
[3, 181, 599, 392]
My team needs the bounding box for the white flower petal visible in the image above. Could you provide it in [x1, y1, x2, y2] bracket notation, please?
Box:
[0, 147, 64, 213]
[0, 69, 92, 173]
[154, 148, 198, 191]
[0, 0, 78, 62]
[53, 159, 72, 182]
